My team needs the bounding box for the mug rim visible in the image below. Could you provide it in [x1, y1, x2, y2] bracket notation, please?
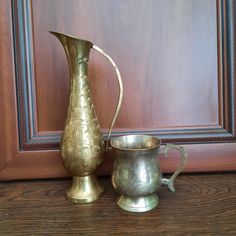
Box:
[110, 134, 161, 152]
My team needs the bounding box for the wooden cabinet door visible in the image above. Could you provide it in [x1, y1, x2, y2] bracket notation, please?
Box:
[1, 0, 236, 180]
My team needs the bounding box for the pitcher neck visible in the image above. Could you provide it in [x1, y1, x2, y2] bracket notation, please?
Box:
[50, 31, 93, 74]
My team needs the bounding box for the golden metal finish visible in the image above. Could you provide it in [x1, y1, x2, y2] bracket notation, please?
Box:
[50, 31, 123, 203]
[111, 135, 187, 212]
[66, 176, 103, 203]
[92, 45, 123, 151]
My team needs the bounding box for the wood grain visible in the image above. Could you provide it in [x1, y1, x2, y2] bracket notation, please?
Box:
[31, 0, 218, 131]
[0, 174, 235, 235]
[0, 0, 18, 169]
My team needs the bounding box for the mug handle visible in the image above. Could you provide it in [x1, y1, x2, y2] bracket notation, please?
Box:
[92, 45, 124, 151]
[159, 144, 187, 192]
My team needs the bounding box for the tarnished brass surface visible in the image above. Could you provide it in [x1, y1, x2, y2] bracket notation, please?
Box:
[111, 135, 187, 212]
[50, 31, 123, 203]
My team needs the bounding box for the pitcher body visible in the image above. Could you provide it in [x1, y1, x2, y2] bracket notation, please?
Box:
[59, 39, 104, 177]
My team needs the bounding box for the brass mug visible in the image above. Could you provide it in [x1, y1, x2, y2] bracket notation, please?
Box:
[110, 135, 187, 212]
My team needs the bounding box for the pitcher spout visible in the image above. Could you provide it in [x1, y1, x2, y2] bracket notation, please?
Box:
[50, 30, 93, 78]
[49, 31, 93, 46]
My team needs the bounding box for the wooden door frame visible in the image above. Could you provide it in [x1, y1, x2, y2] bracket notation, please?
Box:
[0, 0, 236, 180]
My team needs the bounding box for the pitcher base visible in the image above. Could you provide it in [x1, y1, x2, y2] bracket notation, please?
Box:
[66, 175, 103, 203]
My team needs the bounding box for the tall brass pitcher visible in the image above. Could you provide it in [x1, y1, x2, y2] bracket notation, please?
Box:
[50, 31, 123, 203]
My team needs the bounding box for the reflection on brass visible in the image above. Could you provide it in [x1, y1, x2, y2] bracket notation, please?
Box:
[111, 135, 187, 212]
[50, 31, 123, 203]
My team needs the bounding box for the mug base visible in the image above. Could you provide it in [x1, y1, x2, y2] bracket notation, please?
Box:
[117, 194, 159, 212]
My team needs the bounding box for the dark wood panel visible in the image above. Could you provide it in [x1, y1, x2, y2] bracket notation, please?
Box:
[0, 174, 235, 235]
[32, 0, 218, 131]
[0, 0, 235, 180]
[0, 0, 18, 169]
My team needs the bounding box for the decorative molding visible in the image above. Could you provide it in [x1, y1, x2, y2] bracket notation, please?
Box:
[1, 143, 236, 180]
[12, 0, 38, 148]
[12, 0, 236, 151]
[219, 0, 235, 134]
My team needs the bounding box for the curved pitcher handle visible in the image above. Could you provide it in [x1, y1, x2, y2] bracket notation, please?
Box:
[92, 45, 124, 151]
[159, 144, 187, 192]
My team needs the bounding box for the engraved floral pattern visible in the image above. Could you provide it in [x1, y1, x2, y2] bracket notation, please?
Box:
[59, 37, 104, 176]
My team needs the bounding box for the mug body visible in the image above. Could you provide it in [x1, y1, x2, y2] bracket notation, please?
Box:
[111, 135, 162, 212]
